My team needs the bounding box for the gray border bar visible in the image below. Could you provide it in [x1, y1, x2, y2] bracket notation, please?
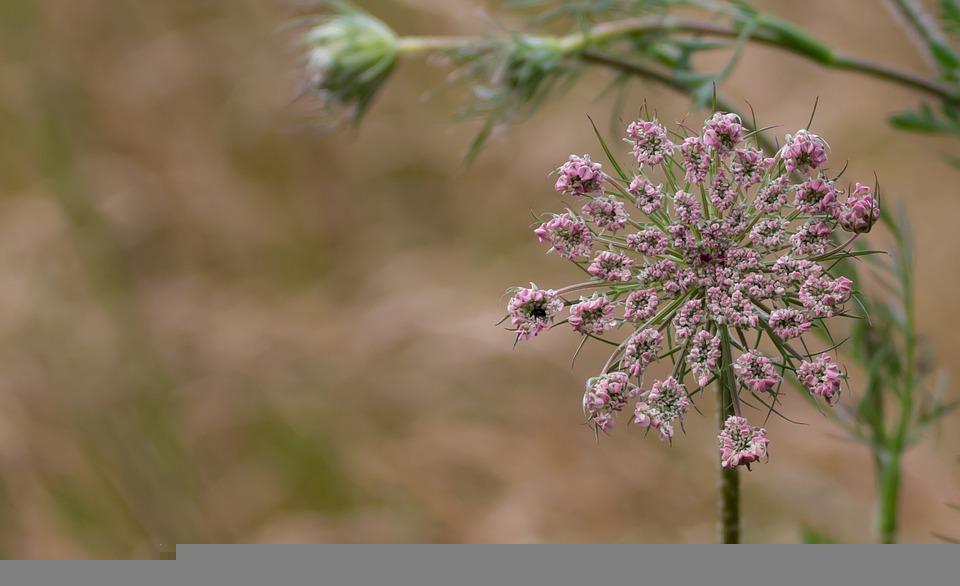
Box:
[0, 544, 957, 585]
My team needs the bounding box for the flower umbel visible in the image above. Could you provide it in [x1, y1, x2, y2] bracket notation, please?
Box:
[797, 355, 843, 403]
[633, 377, 690, 441]
[506, 285, 564, 342]
[584, 372, 637, 431]
[505, 110, 874, 468]
[555, 154, 604, 196]
[780, 129, 829, 175]
[733, 350, 781, 393]
[840, 182, 880, 234]
[627, 119, 675, 166]
[568, 294, 617, 335]
[719, 416, 770, 469]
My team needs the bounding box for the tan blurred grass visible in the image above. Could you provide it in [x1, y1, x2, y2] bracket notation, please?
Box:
[0, 0, 958, 556]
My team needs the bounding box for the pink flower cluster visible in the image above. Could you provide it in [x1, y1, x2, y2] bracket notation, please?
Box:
[623, 328, 663, 377]
[627, 119, 675, 166]
[840, 182, 880, 233]
[680, 137, 710, 183]
[568, 294, 617, 335]
[732, 148, 774, 187]
[507, 285, 564, 340]
[506, 110, 875, 469]
[799, 275, 853, 318]
[797, 355, 843, 402]
[686, 330, 720, 387]
[629, 175, 664, 214]
[769, 308, 811, 340]
[633, 377, 690, 441]
[533, 212, 593, 259]
[703, 112, 745, 155]
[623, 288, 658, 322]
[582, 197, 629, 232]
[733, 350, 780, 393]
[555, 154, 603, 196]
[588, 251, 634, 282]
[719, 416, 770, 469]
[779, 129, 829, 174]
[584, 372, 637, 431]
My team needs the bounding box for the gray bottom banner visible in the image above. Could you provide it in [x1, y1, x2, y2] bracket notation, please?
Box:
[0, 544, 958, 584]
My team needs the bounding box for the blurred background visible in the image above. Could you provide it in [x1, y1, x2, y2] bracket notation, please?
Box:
[0, 0, 959, 556]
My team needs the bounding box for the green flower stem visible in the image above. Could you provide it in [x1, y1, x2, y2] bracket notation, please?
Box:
[395, 36, 481, 53]
[886, 0, 960, 76]
[718, 330, 741, 544]
[875, 449, 903, 543]
[872, 220, 915, 544]
[393, 16, 959, 102]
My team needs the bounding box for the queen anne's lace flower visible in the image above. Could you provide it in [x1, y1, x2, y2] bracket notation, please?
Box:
[667, 222, 696, 251]
[673, 190, 702, 224]
[627, 228, 668, 256]
[628, 175, 664, 214]
[794, 177, 840, 216]
[780, 129, 829, 175]
[507, 285, 565, 341]
[840, 182, 880, 233]
[773, 255, 823, 285]
[534, 212, 594, 259]
[555, 154, 603, 196]
[623, 328, 663, 377]
[740, 272, 784, 300]
[754, 175, 790, 214]
[703, 112, 744, 155]
[633, 377, 690, 441]
[680, 136, 711, 183]
[706, 287, 758, 328]
[674, 298, 705, 340]
[719, 416, 769, 469]
[507, 111, 872, 469]
[582, 197, 629, 232]
[799, 275, 853, 318]
[584, 372, 637, 431]
[627, 119, 674, 166]
[687, 330, 720, 387]
[623, 288, 659, 322]
[588, 251, 634, 282]
[709, 171, 737, 212]
[732, 148, 774, 187]
[749, 218, 789, 250]
[790, 220, 832, 256]
[569, 294, 617, 335]
[733, 350, 781, 393]
[798, 355, 843, 402]
[768, 308, 811, 340]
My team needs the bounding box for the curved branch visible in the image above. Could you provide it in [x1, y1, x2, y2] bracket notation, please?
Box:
[395, 16, 959, 102]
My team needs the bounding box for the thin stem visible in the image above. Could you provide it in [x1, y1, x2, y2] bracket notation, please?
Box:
[885, 0, 958, 72]
[873, 229, 916, 544]
[718, 329, 741, 543]
[874, 449, 902, 543]
[831, 53, 952, 98]
[394, 15, 959, 102]
[396, 36, 484, 52]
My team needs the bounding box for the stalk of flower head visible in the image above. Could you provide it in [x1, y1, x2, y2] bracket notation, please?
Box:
[503, 110, 878, 543]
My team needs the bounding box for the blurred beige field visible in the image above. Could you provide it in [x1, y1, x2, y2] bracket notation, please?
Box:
[0, 0, 958, 556]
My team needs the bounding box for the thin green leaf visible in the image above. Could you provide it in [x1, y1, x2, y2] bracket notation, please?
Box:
[587, 115, 629, 181]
